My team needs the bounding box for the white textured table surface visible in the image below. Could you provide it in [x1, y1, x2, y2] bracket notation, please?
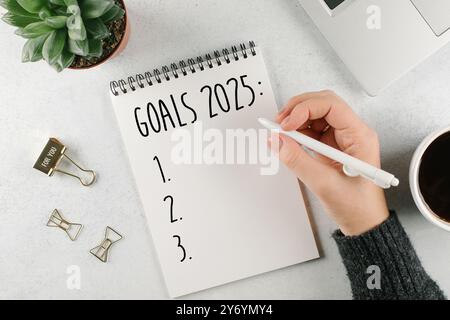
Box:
[1, 0, 449, 299]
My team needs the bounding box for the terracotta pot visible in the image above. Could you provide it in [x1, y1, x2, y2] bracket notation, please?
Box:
[69, 0, 130, 70]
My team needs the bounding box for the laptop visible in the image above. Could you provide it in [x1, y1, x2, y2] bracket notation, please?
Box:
[299, 0, 450, 96]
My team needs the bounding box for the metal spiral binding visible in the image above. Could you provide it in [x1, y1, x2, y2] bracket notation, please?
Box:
[110, 41, 256, 96]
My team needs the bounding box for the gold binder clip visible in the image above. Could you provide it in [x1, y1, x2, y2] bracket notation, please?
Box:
[47, 209, 83, 241]
[33, 138, 96, 187]
[90, 227, 123, 263]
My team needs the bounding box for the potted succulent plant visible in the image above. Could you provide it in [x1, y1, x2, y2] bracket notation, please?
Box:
[1, 0, 130, 71]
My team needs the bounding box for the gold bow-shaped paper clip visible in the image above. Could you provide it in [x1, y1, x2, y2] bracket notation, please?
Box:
[47, 209, 83, 241]
[33, 138, 96, 187]
[90, 226, 123, 263]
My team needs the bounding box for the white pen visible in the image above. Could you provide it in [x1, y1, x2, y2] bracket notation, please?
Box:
[258, 118, 399, 189]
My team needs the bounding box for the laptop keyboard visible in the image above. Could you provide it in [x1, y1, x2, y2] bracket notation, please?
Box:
[411, 0, 450, 36]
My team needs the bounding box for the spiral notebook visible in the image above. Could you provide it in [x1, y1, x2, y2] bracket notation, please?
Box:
[109, 42, 319, 297]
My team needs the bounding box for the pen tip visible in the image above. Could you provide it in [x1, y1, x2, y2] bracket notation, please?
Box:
[392, 178, 400, 187]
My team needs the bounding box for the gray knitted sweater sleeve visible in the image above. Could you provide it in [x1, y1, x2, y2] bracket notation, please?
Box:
[332, 213, 446, 300]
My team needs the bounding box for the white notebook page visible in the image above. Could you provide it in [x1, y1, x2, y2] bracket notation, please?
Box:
[110, 47, 319, 297]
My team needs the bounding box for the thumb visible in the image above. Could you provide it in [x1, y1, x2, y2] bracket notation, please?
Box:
[275, 134, 338, 195]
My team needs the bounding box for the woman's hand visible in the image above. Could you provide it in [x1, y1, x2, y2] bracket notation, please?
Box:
[270, 90, 389, 236]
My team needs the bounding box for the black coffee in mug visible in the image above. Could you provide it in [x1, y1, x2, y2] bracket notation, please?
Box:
[418, 131, 450, 222]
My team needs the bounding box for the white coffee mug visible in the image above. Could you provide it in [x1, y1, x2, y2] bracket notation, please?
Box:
[409, 126, 450, 231]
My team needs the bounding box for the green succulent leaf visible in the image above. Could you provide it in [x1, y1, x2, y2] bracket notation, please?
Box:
[88, 38, 102, 57]
[59, 49, 75, 68]
[51, 49, 75, 72]
[101, 4, 125, 24]
[16, 0, 46, 13]
[0, 0, 38, 17]
[38, 6, 52, 19]
[68, 38, 89, 56]
[22, 33, 48, 62]
[45, 15, 67, 28]
[63, 0, 78, 7]
[54, 6, 67, 15]
[42, 28, 66, 65]
[66, 12, 86, 40]
[80, 0, 114, 19]
[51, 60, 64, 72]
[15, 21, 54, 38]
[1, 11, 41, 27]
[65, 2, 79, 15]
[49, 0, 66, 5]
[84, 18, 109, 40]
[4, 0, 124, 69]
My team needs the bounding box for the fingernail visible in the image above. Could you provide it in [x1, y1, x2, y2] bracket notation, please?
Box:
[278, 136, 283, 150]
[281, 116, 290, 127]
